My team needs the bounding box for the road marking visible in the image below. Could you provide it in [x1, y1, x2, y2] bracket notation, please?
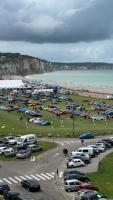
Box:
[25, 175, 32, 180]
[2, 178, 12, 184]
[51, 172, 55, 175]
[59, 171, 63, 178]
[46, 173, 54, 178]
[70, 141, 75, 144]
[19, 176, 26, 180]
[14, 176, 22, 182]
[8, 177, 18, 184]
[30, 175, 40, 181]
[56, 141, 64, 146]
[35, 174, 46, 180]
[52, 153, 60, 158]
[40, 173, 51, 180]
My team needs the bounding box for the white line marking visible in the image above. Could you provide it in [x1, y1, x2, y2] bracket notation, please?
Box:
[70, 141, 75, 144]
[59, 171, 63, 178]
[46, 173, 54, 178]
[30, 175, 40, 181]
[25, 175, 32, 180]
[8, 177, 18, 184]
[2, 178, 12, 184]
[40, 173, 51, 180]
[51, 172, 55, 175]
[14, 176, 22, 182]
[35, 174, 46, 180]
[52, 153, 60, 158]
[56, 141, 64, 146]
[19, 176, 26, 180]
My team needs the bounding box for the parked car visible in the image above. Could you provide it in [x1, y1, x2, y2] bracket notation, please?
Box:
[3, 136, 18, 145]
[74, 147, 95, 158]
[0, 182, 10, 194]
[79, 183, 98, 191]
[64, 174, 90, 182]
[4, 148, 16, 157]
[3, 190, 20, 200]
[0, 146, 8, 154]
[63, 169, 85, 179]
[3, 190, 34, 200]
[64, 179, 82, 192]
[69, 153, 91, 164]
[75, 189, 108, 200]
[21, 179, 40, 192]
[26, 144, 42, 152]
[79, 133, 95, 139]
[101, 138, 113, 146]
[88, 145, 100, 155]
[71, 151, 90, 159]
[16, 150, 31, 159]
[95, 143, 106, 152]
[67, 159, 85, 168]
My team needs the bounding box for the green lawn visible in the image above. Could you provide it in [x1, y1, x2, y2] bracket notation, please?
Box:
[88, 153, 113, 198]
[0, 141, 57, 161]
[0, 94, 113, 137]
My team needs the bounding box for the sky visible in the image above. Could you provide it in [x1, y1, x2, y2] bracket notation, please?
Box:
[0, 0, 113, 62]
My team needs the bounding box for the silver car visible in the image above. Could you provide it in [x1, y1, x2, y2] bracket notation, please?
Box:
[16, 150, 31, 159]
[64, 179, 82, 192]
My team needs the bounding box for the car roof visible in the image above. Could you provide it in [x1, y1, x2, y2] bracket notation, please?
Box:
[0, 182, 8, 186]
[23, 179, 39, 184]
[65, 179, 80, 183]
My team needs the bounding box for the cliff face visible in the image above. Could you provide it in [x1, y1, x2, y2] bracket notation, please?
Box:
[0, 53, 52, 77]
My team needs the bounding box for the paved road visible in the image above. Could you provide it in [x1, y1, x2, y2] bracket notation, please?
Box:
[0, 135, 113, 200]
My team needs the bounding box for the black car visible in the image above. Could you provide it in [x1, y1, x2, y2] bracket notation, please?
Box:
[64, 174, 90, 182]
[3, 190, 20, 200]
[21, 179, 40, 192]
[0, 182, 10, 194]
[3, 191, 34, 200]
[63, 169, 85, 178]
[102, 138, 113, 146]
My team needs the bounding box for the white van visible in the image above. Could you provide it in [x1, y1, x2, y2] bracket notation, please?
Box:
[17, 134, 37, 145]
[72, 147, 95, 157]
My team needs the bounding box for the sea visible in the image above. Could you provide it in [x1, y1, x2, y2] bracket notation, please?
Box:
[27, 70, 113, 89]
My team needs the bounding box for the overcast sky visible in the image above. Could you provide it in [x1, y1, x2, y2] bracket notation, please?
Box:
[0, 0, 113, 62]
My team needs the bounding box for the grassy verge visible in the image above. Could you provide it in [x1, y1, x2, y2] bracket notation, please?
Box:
[0, 141, 57, 161]
[0, 94, 113, 137]
[88, 153, 113, 198]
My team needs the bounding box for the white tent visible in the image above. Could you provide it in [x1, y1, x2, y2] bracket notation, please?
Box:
[33, 88, 53, 94]
[0, 80, 24, 89]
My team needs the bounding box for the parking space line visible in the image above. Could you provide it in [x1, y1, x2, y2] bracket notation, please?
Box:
[2, 178, 12, 184]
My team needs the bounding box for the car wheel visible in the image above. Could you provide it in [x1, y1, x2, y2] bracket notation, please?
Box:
[67, 188, 71, 192]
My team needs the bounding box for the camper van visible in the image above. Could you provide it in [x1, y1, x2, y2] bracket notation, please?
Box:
[17, 134, 37, 145]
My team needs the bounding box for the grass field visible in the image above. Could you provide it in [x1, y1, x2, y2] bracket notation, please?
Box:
[0, 141, 57, 161]
[0, 94, 113, 137]
[88, 153, 113, 198]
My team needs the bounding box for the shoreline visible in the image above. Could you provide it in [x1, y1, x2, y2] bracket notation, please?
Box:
[3, 75, 113, 98]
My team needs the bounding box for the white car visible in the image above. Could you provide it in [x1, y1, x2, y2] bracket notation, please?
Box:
[71, 151, 90, 159]
[67, 159, 85, 168]
[95, 143, 105, 152]
[0, 146, 8, 154]
[4, 136, 18, 145]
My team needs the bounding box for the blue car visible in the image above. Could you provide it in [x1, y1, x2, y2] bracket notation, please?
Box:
[79, 133, 95, 139]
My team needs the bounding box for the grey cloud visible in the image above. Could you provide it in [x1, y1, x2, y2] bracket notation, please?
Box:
[0, 0, 113, 43]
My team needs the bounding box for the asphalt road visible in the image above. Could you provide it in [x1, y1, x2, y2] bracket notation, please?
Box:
[0, 135, 113, 200]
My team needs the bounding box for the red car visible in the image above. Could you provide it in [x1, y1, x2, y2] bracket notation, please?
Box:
[79, 183, 98, 191]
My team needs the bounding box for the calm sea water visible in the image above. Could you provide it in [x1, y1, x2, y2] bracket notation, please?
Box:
[27, 70, 113, 88]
